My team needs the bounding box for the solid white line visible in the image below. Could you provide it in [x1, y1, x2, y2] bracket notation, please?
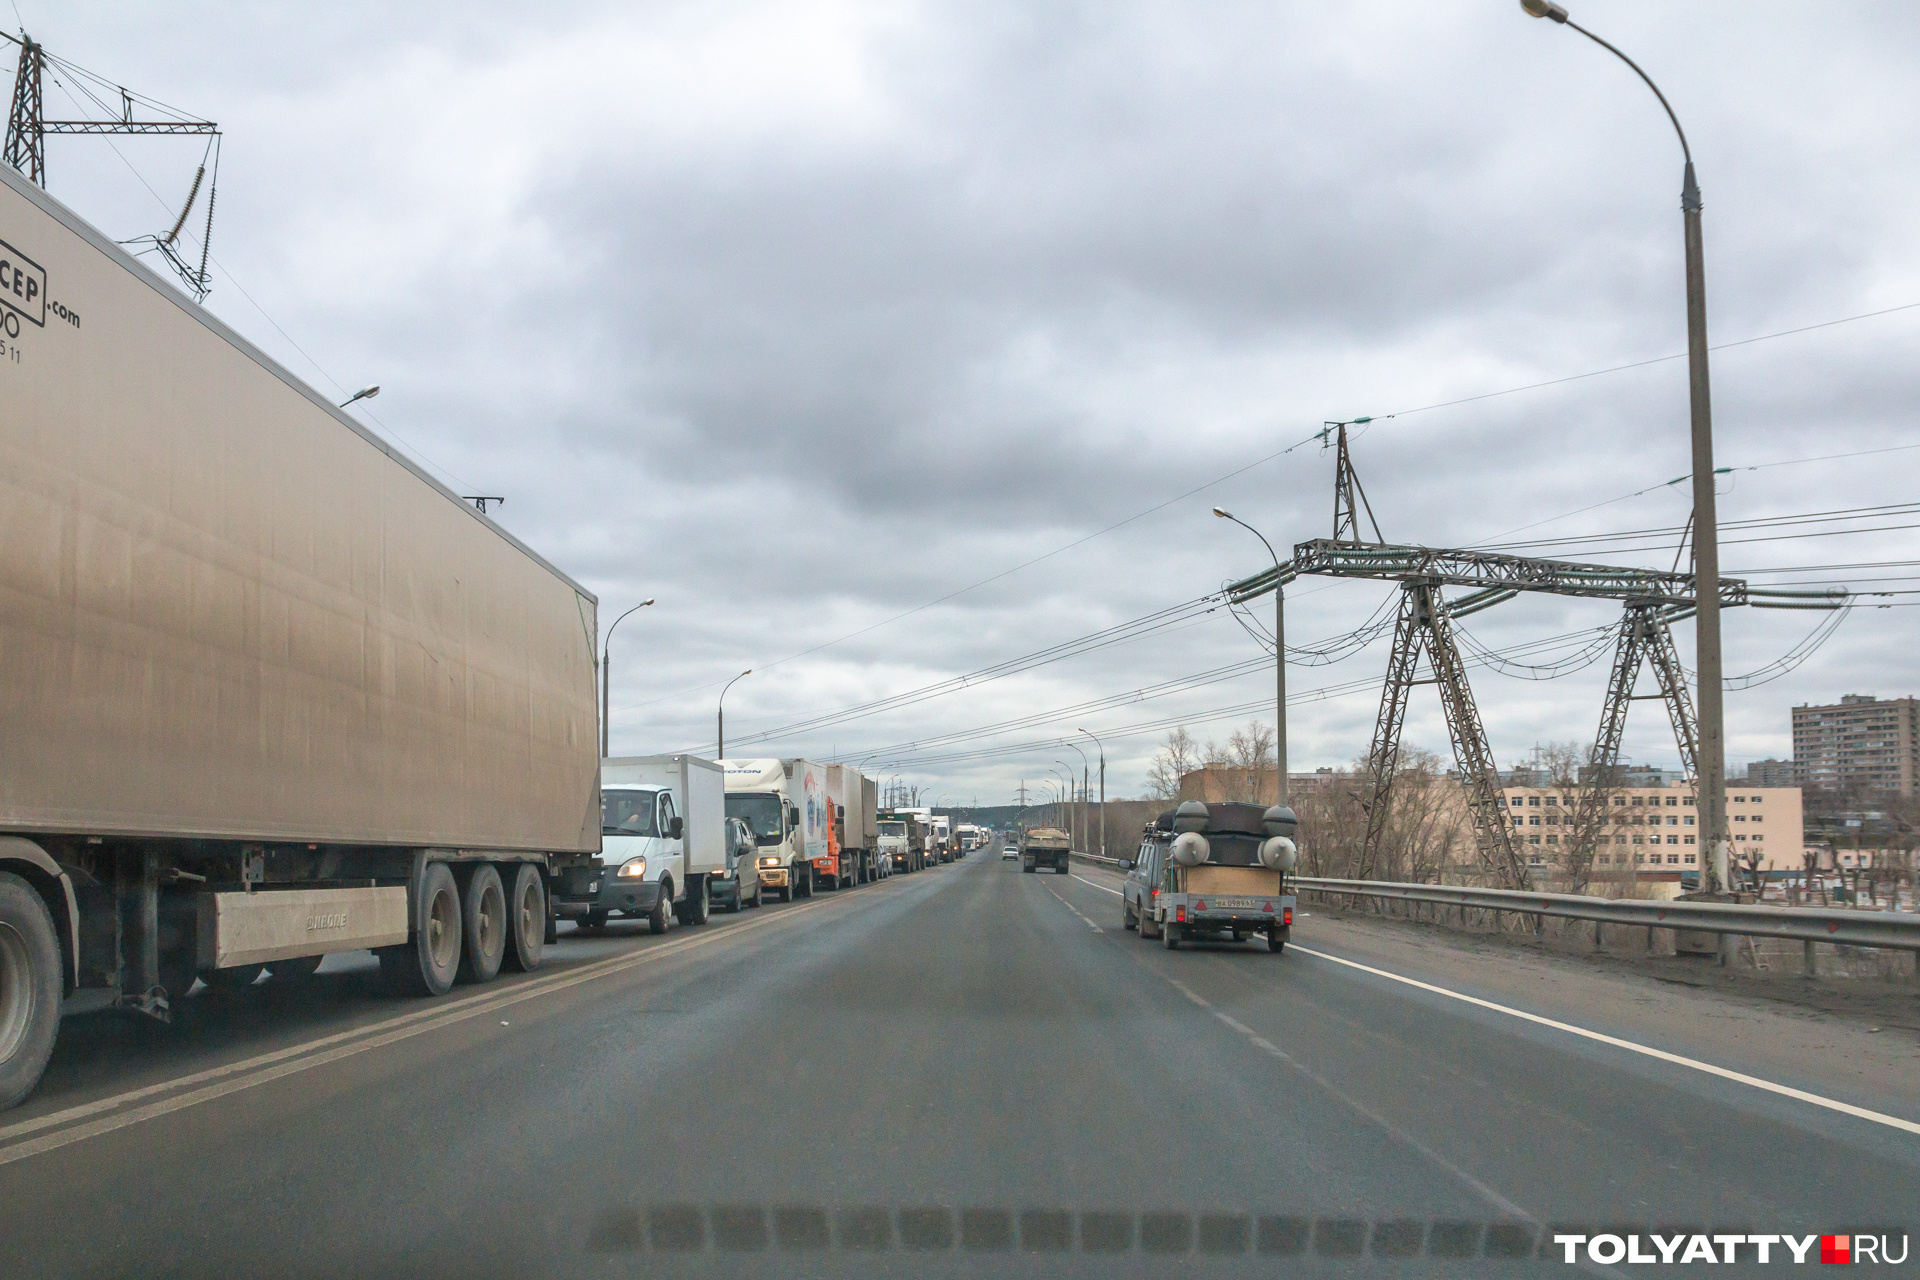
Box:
[1290, 943, 1920, 1138]
[1070, 874, 1122, 896]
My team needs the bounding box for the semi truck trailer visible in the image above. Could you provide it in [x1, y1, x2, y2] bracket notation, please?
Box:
[823, 764, 877, 888]
[0, 162, 601, 1110]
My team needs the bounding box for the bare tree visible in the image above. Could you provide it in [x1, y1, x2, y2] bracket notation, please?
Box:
[1146, 727, 1200, 802]
[1532, 741, 1602, 893]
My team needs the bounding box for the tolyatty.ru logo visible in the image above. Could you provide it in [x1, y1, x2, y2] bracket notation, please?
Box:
[1553, 1233, 1909, 1265]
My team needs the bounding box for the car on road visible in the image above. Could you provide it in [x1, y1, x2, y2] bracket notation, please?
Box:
[708, 817, 765, 912]
[1121, 803, 1294, 951]
[1001, 840, 1018, 860]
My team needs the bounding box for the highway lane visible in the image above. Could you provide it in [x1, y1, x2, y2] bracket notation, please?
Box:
[1, 846, 1914, 1277]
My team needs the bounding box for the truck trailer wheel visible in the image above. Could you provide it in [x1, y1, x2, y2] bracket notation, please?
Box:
[1162, 921, 1181, 950]
[503, 864, 545, 973]
[382, 862, 462, 997]
[458, 864, 506, 984]
[1267, 927, 1286, 955]
[0, 872, 63, 1112]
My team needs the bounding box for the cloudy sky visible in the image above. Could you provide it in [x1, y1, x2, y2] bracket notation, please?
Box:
[25, 1, 1920, 803]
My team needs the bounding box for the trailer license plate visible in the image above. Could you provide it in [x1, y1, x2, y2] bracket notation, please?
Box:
[1208, 896, 1262, 909]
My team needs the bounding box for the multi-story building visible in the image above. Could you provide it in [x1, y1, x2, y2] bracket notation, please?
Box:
[1499, 778, 1804, 880]
[1792, 694, 1920, 795]
[1741, 758, 1797, 787]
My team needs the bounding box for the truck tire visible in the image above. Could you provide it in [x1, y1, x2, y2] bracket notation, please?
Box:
[269, 953, 324, 982]
[1055, 864, 1069, 875]
[1021, 862, 1034, 874]
[503, 864, 545, 973]
[1163, 921, 1181, 950]
[458, 864, 506, 984]
[382, 862, 462, 997]
[687, 879, 710, 926]
[649, 884, 672, 936]
[0, 872, 63, 1112]
[580, 909, 608, 932]
[798, 868, 813, 899]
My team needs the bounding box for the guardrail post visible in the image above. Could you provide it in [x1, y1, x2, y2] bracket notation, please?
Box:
[1802, 939, 1816, 978]
[1594, 919, 1604, 951]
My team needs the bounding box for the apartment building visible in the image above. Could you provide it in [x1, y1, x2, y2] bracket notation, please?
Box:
[1742, 758, 1797, 787]
[1792, 694, 1920, 795]
[1500, 779, 1804, 878]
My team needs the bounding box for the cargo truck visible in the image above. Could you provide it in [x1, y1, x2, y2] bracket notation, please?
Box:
[875, 812, 923, 873]
[0, 162, 600, 1110]
[720, 759, 827, 901]
[1021, 827, 1072, 874]
[555, 756, 725, 933]
[823, 764, 877, 888]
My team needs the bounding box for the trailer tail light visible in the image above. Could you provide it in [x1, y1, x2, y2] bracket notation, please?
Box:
[1284, 907, 1293, 926]
[1175, 905, 1186, 923]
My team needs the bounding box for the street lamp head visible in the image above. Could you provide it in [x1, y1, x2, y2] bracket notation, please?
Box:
[641, 598, 656, 607]
[1519, 0, 1569, 21]
[340, 385, 380, 408]
[1212, 508, 1231, 519]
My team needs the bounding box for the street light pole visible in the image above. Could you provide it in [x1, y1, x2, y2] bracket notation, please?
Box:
[717, 669, 752, 760]
[1078, 728, 1107, 861]
[1520, 0, 1727, 898]
[1063, 741, 1090, 856]
[1053, 764, 1075, 846]
[600, 598, 655, 758]
[1215, 509, 1288, 808]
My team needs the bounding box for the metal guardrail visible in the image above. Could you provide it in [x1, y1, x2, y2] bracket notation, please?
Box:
[1292, 876, 1920, 952]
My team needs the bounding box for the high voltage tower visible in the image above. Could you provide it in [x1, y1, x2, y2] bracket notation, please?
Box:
[1228, 422, 1846, 890]
[4, 32, 223, 300]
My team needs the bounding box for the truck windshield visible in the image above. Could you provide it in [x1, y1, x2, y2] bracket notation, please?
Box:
[726, 792, 784, 843]
[602, 789, 660, 837]
[878, 822, 906, 837]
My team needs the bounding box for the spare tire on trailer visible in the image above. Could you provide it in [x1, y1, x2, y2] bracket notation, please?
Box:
[0, 872, 63, 1112]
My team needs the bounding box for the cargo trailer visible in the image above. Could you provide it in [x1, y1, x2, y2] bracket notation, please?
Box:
[0, 161, 600, 1110]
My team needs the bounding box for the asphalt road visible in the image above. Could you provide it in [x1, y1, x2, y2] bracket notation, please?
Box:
[1, 841, 1915, 1278]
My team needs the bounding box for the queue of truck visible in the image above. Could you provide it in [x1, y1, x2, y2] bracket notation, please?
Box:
[0, 163, 974, 1111]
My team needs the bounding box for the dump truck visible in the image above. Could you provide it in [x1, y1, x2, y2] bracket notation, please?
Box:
[875, 811, 924, 873]
[1020, 826, 1072, 875]
[0, 162, 600, 1110]
[1125, 802, 1297, 953]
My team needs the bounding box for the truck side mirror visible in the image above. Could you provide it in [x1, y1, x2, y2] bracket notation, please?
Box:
[669, 816, 684, 840]
[787, 804, 800, 827]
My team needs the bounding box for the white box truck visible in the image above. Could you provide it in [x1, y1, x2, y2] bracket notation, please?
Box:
[0, 161, 600, 1110]
[720, 759, 826, 901]
[555, 757, 725, 933]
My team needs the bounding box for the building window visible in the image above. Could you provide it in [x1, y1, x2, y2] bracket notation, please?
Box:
[1529, 816, 1540, 826]
[1683, 855, 1695, 865]
[1632, 836, 1644, 845]
[1667, 836, 1679, 846]
[1545, 835, 1558, 845]
[1630, 796, 1643, 807]
[1668, 817, 1678, 826]
[1528, 796, 1540, 807]
[1751, 816, 1762, 824]
[1684, 836, 1695, 845]
[1684, 816, 1694, 826]
[1614, 836, 1627, 846]
[1683, 796, 1695, 806]
[1665, 797, 1678, 807]
[1527, 835, 1541, 845]
[1613, 796, 1626, 806]
[1544, 796, 1558, 806]
[1668, 855, 1680, 865]
[1734, 795, 1746, 804]
[1734, 815, 1745, 823]
[1753, 834, 1764, 842]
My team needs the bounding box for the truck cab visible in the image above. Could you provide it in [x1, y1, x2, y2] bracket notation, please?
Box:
[875, 815, 915, 874]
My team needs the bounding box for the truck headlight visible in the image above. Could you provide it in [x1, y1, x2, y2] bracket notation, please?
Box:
[758, 856, 780, 868]
[617, 857, 648, 878]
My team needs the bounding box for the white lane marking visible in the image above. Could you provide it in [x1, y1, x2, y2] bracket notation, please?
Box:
[1161, 974, 1534, 1225]
[1044, 887, 1103, 932]
[1291, 943, 1920, 1138]
[1070, 874, 1122, 896]
[0, 887, 875, 1164]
